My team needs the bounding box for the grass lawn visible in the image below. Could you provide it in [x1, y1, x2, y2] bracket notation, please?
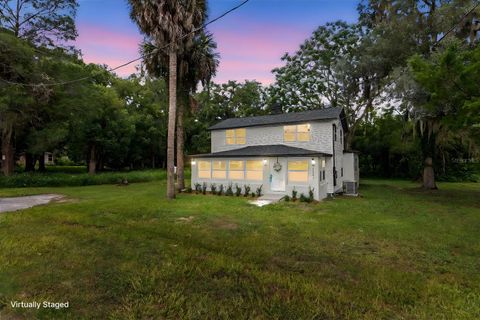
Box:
[0, 179, 479, 319]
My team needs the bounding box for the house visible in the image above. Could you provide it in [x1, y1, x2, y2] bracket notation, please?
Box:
[190, 107, 359, 200]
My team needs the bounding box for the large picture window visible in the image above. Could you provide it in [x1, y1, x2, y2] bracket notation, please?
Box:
[288, 160, 308, 183]
[198, 160, 211, 179]
[212, 160, 227, 179]
[284, 124, 310, 142]
[246, 160, 263, 181]
[226, 128, 246, 145]
[229, 160, 244, 180]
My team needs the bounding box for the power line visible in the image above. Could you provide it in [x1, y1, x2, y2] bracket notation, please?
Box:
[0, 0, 251, 87]
[433, 0, 480, 48]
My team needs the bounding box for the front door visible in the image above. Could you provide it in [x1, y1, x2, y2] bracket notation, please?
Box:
[270, 158, 286, 192]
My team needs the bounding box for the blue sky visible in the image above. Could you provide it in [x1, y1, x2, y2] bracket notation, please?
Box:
[75, 0, 359, 84]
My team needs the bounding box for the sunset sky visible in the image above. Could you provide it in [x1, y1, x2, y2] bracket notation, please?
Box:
[75, 0, 358, 85]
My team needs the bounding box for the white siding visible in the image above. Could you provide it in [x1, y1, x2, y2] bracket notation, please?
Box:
[211, 120, 334, 154]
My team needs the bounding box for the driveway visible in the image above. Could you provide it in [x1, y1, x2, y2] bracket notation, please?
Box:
[0, 194, 64, 213]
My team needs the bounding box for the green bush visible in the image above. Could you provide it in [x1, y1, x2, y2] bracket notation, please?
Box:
[234, 184, 241, 197]
[0, 169, 167, 188]
[243, 185, 251, 197]
[217, 184, 224, 196]
[225, 184, 233, 196]
[291, 188, 298, 201]
[255, 185, 263, 197]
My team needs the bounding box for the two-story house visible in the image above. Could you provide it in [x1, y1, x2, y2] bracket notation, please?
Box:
[190, 107, 359, 200]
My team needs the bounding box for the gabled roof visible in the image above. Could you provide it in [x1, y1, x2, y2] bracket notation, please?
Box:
[191, 145, 332, 158]
[208, 107, 347, 131]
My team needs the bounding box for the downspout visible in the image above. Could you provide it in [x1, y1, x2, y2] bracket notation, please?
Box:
[332, 124, 337, 188]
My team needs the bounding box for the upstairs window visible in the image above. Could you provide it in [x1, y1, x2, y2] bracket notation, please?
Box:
[226, 128, 246, 145]
[284, 124, 310, 142]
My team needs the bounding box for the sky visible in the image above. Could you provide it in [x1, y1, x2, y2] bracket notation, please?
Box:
[75, 0, 358, 85]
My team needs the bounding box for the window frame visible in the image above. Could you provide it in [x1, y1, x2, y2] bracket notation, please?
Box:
[212, 160, 227, 179]
[287, 160, 309, 184]
[246, 160, 263, 181]
[226, 128, 246, 145]
[198, 160, 212, 179]
[228, 160, 245, 180]
[283, 124, 311, 142]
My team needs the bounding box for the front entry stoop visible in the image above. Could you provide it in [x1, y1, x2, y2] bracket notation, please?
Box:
[249, 193, 285, 207]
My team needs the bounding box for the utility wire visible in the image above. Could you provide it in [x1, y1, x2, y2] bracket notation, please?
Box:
[0, 0, 250, 87]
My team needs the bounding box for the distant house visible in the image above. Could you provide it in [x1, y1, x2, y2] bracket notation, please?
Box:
[17, 152, 55, 167]
[190, 107, 359, 200]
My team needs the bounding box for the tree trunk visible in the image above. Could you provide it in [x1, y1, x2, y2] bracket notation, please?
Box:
[1, 127, 15, 176]
[88, 145, 96, 175]
[25, 153, 35, 172]
[176, 98, 185, 191]
[167, 51, 177, 199]
[38, 153, 46, 172]
[422, 157, 437, 189]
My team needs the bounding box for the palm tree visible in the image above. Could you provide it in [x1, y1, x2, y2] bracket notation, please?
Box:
[140, 31, 219, 191]
[176, 32, 219, 190]
[128, 0, 205, 199]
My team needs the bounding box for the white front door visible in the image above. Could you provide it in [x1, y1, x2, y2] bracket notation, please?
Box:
[270, 158, 286, 192]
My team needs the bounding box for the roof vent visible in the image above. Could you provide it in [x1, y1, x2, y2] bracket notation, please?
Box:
[270, 103, 283, 115]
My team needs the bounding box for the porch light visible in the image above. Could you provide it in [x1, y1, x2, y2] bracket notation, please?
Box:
[191, 160, 196, 165]
[311, 159, 316, 165]
[263, 159, 268, 165]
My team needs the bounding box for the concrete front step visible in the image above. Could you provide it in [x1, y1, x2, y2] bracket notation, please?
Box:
[249, 193, 285, 207]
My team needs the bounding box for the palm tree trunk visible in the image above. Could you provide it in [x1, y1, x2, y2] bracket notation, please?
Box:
[167, 51, 177, 199]
[176, 97, 185, 191]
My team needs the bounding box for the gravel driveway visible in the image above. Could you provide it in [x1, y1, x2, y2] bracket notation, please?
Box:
[0, 194, 64, 213]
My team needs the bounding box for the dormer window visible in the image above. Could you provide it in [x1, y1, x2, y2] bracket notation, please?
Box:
[226, 128, 246, 145]
[284, 124, 310, 142]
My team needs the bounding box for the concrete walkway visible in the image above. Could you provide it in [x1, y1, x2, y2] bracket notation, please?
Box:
[0, 194, 64, 213]
[249, 193, 285, 207]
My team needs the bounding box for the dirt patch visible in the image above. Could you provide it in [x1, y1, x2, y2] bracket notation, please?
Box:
[211, 219, 238, 230]
[176, 216, 194, 223]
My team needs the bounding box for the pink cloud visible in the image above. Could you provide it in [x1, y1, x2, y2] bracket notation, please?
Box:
[211, 22, 310, 85]
[75, 23, 141, 77]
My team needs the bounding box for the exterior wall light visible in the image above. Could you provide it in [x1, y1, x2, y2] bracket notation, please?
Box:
[311, 158, 316, 165]
[191, 160, 196, 165]
[263, 159, 268, 165]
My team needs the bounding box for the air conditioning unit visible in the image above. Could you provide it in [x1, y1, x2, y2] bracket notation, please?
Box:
[343, 181, 358, 196]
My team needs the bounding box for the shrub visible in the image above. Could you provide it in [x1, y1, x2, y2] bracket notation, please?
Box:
[234, 184, 242, 197]
[251, 192, 255, 197]
[308, 187, 315, 202]
[186, 187, 193, 193]
[284, 195, 290, 202]
[243, 185, 251, 197]
[210, 183, 217, 194]
[202, 182, 207, 195]
[292, 188, 298, 201]
[255, 185, 263, 197]
[218, 184, 224, 196]
[194, 183, 202, 194]
[225, 184, 234, 196]
[0, 169, 167, 188]
[299, 193, 308, 202]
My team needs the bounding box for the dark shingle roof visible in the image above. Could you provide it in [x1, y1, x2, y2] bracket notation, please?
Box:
[208, 107, 344, 130]
[191, 145, 332, 158]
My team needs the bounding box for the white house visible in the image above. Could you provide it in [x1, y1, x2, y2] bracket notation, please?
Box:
[190, 107, 359, 200]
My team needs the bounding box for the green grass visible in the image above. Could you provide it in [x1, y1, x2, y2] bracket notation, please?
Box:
[0, 169, 168, 188]
[0, 179, 479, 319]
